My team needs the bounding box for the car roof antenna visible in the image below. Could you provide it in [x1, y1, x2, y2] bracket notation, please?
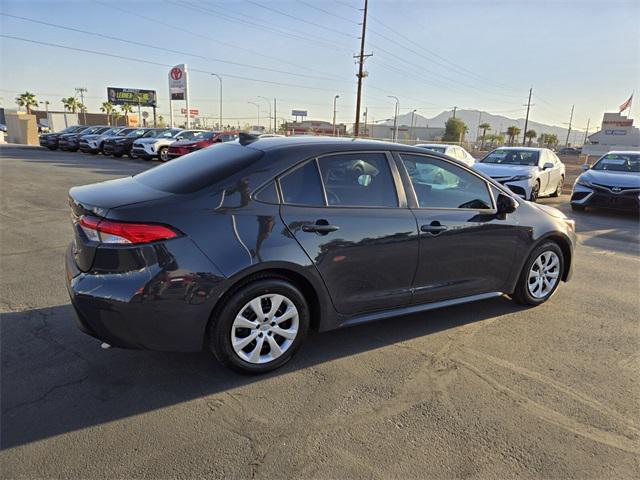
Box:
[239, 132, 259, 146]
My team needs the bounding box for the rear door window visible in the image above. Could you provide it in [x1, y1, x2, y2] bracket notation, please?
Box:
[317, 153, 398, 207]
[279, 161, 324, 206]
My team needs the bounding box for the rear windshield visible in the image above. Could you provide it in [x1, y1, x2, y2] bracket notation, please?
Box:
[134, 143, 264, 194]
[418, 145, 445, 153]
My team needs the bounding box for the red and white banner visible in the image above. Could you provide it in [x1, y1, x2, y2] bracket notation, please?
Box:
[181, 108, 199, 118]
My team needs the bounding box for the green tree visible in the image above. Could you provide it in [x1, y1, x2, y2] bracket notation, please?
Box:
[506, 125, 521, 145]
[15, 91, 38, 114]
[112, 110, 122, 126]
[121, 104, 133, 124]
[479, 122, 491, 149]
[443, 117, 468, 142]
[100, 101, 115, 125]
[61, 96, 79, 113]
[525, 129, 537, 146]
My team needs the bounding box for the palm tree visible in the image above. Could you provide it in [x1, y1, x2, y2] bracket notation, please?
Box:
[100, 101, 115, 125]
[121, 104, 133, 125]
[506, 125, 521, 145]
[112, 110, 122, 126]
[61, 96, 80, 113]
[15, 91, 39, 114]
[479, 122, 491, 149]
[525, 129, 537, 146]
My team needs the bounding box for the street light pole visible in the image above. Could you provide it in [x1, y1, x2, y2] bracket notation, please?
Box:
[410, 109, 417, 142]
[258, 96, 272, 133]
[333, 95, 340, 136]
[211, 73, 223, 130]
[248, 101, 260, 131]
[388, 96, 399, 142]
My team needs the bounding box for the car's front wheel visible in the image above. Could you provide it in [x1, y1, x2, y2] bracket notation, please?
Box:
[208, 277, 310, 374]
[158, 146, 169, 162]
[513, 241, 564, 306]
[529, 180, 540, 202]
[550, 176, 564, 197]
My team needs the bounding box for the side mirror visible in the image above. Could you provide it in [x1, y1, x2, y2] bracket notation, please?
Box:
[176, 136, 183, 141]
[580, 163, 590, 171]
[497, 193, 517, 215]
[542, 161, 554, 170]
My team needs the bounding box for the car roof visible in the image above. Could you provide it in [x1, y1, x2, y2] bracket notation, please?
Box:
[491, 146, 546, 151]
[602, 150, 640, 155]
[245, 135, 439, 153]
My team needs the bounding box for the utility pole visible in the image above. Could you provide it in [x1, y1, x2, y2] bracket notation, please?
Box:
[354, 0, 371, 137]
[75, 87, 87, 124]
[363, 107, 368, 137]
[388, 96, 399, 142]
[522, 87, 533, 146]
[273, 98, 277, 133]
[565, 104, 574, 146]
[211, 74, 223, 130]
[333, 95, 340, 136]
[452, 106, 458, 119]
[583, 118, 590, 145]
[410, 109, 417, 142]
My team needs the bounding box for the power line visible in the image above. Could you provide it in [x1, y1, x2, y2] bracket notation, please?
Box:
[0, 35, 351, 94]
[297, 0, 359, 24]
[245, 0, 357, 39]
[0, 13, 349, 83]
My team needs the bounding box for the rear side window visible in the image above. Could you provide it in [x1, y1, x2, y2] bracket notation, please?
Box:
[317, 153, 397, 207]
[279, 161, 324, 206]
[134, 143, 263, 194]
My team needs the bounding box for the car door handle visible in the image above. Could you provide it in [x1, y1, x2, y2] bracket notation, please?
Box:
[421, 222, 448, 235]
[302, 221, 340, 234]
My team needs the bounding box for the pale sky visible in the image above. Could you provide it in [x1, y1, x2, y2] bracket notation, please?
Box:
[1, 0, 639, 129]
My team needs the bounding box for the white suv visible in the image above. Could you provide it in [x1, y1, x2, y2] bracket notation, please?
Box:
[132, 129, 206, 162]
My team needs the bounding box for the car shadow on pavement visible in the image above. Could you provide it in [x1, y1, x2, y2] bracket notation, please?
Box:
[1, 297, 522, 449]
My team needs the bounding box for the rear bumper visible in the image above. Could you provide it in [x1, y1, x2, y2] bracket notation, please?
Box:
[65, 239, 227, 352]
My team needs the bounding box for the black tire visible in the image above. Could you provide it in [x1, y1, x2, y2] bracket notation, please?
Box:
[512, 241, 564, 306]
[550, 176, 564, 197]
[571, 204, 586, 211]
[158, 146, 169, 162]
[529, 180, 540, 202]
[208, 277, 310, 374]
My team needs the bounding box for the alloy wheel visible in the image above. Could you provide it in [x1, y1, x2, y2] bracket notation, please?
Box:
[527, 251, 560, 299]
[159, 147, 169, 162]
[230, 294, 299, 364]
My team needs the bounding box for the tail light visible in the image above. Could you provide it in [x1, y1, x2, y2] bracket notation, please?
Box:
[193, 141, 210, 148]
[78, 215, 179, 244]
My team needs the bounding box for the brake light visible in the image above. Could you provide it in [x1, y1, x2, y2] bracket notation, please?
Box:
[193, 141, 210, 148]
[78, 215, 179, 244]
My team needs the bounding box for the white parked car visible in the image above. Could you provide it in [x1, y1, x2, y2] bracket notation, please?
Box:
[473, 147, 565, 202]
[415, 143, 476, 166]
[132, 128, 206, 162]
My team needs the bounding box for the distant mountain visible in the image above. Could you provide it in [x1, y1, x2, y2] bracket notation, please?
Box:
[384, 109, 585, 145]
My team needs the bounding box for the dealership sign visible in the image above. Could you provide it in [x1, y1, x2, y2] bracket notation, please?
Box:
[291, 109, 308, 117]
[181, 108, 199, 118]
[107, 87, 157, 106]
[169, 64, 188, 101]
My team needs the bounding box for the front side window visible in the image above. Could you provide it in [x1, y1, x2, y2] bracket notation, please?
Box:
[401, 154, 493, 210]
[279, 160, 324, 206]
[317, 153, 397, 207]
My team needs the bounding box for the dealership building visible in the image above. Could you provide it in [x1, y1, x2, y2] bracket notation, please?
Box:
[583, 112, 640, 157]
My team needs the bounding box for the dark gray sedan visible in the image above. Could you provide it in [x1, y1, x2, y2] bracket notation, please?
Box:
[66, 135, 576, 373]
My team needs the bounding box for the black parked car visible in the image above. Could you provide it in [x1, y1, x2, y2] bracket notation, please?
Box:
[59, 126, 110, 152]
[101, 128, 150, 157]
[66, 136, 576, 373]
[39, 125, 86, 150]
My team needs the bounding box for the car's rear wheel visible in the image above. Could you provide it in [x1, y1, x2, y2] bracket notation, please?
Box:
[208, 278, 309, 374]
[513, 241, 564, 306]
[550, 176, 564, 197]
[529, 180, 540, 202]
[158, 146, 169, 162]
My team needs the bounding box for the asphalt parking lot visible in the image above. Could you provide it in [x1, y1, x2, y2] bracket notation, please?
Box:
[1, 144, 639, 479]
